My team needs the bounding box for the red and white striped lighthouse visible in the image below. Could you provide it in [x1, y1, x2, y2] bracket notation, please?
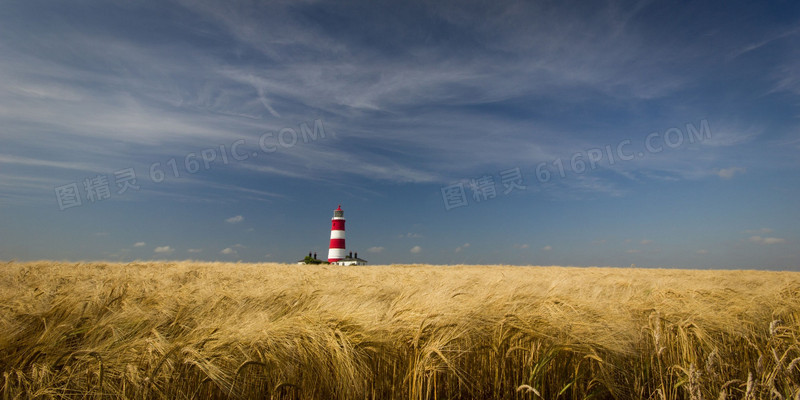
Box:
[327, 205, 346, 262]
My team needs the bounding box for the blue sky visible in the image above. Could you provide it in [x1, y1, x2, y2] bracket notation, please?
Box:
[1, 0, 798, 269]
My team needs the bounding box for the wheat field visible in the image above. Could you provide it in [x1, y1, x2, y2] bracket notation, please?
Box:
[0, 261, 798, 399]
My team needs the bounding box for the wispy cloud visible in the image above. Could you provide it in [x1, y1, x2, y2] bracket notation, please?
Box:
[699, 123, 761, 148]
[0, 155, 99, 172]
[729, 27, 799, 60]
[410, 246, 422, 254]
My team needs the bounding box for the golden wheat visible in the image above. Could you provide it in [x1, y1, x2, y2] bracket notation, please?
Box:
[0, 261, 798, 399]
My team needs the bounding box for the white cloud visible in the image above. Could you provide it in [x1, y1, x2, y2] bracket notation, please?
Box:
[640, 239, 653, 245]
[696, 249, 708, 255]
[133, 242, 146, 247]
[513, 244, 530, 249]
[367, 246, 384, 253]
[187, 248, 203, 253]
[400, 233, 423, 238]
[749, 236, 786, 245]
[717, 167, 746, 179]
[455, 243, 470, 253]
[154, 246, 173, 254]
[221, 247, 238, 255]
[542, 245, 552, 251]
[625, 249, 639, 254]
[410, 246, 422, 254]
[226, 215, 244, 224]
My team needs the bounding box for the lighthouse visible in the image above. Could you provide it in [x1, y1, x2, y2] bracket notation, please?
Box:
[328, 205, 346, 262]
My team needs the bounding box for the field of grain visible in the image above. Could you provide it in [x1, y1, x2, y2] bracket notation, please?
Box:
[0, 261, 798, 399]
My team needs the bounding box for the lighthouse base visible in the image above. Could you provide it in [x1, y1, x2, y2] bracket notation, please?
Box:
[328, 248, 346, 263]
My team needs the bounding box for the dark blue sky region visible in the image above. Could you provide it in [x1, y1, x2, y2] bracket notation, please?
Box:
[1, 0, 798, 269]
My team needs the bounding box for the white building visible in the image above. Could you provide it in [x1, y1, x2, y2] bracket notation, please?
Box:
[330, 251, 367, 266]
